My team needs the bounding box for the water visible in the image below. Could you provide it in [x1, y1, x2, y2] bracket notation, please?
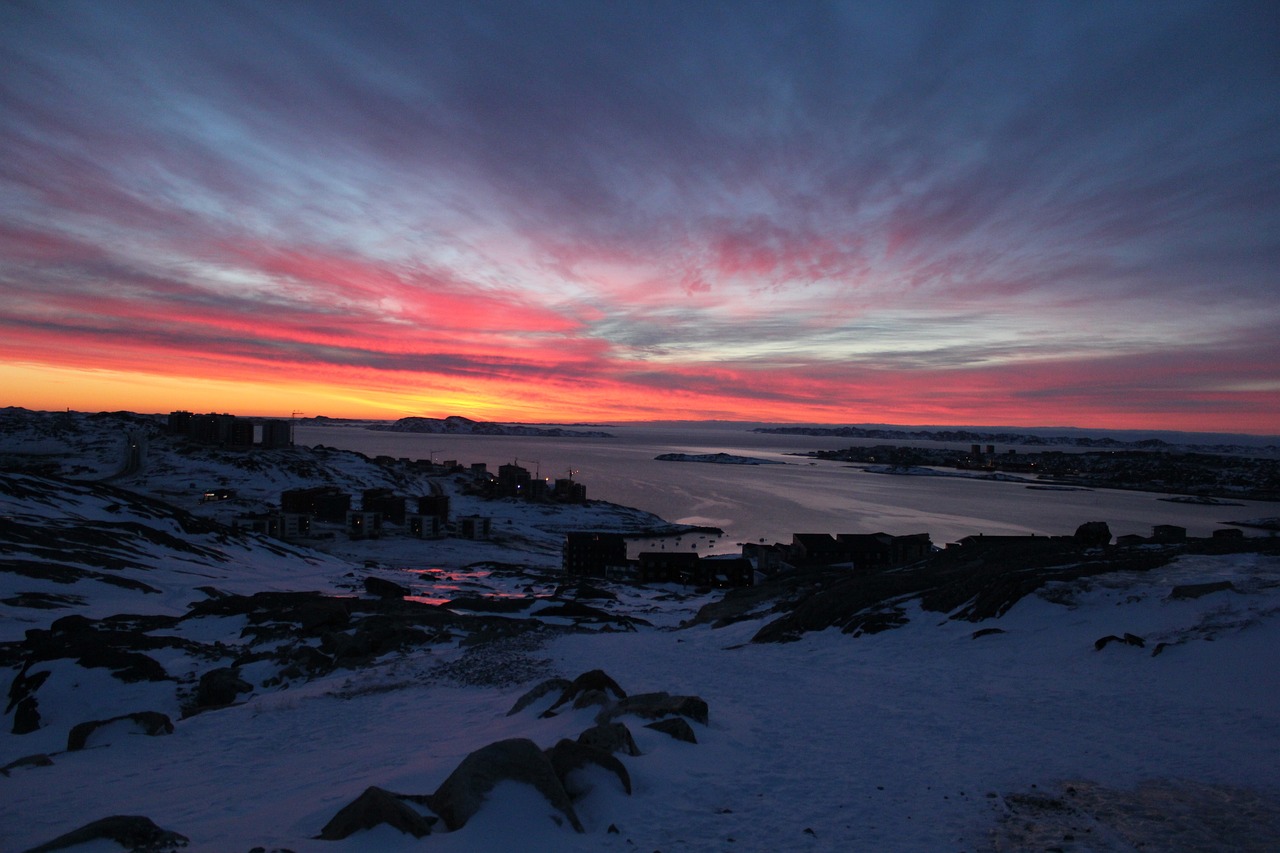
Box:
[296, 422, 1274, 553]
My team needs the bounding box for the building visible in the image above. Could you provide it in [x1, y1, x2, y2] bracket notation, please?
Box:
[498, 463, 533, 498]
[416, 494, 450, 521]
[563, 532, 627, 578]
[457, 515, 492, 540]
[637, 551, 700, 584]
[836, 532, 932, 570]
[696, 556, 755, 588]
[363, 488, 407, 524]
[281, 486, 351, 522]
[553, 478, 587, 503]
[234, 512, 310, 541]
[789, 533, 849, 567]
[347, 510, 382, 539]
[260, 419, 293, 448]
[407, 514, 445, 538]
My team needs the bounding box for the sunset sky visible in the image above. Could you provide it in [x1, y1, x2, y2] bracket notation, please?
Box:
[2, 1, 1277, 432]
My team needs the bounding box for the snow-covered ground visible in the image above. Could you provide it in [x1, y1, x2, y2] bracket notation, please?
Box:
[2, 410, 1279, 851]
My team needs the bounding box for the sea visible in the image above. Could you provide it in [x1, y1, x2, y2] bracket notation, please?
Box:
[294, 422, 1275, 555]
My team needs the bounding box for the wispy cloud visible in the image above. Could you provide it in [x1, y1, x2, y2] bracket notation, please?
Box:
[0, 0, 1276, 430]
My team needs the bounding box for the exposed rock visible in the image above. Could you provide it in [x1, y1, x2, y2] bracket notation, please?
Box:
[67, 711, 174, 751]
[428, 738, 583, 832]
[1094, 633, 1146, 651]
[597, 692, 709, 726]
[22, 814, 188, 852]
[544, 738, 632, 796]
[317, 785, 434, 840]
[194, 667, 252, 708]
[12, 696, 40, 734]
[1170, 581, 1237, 600]
[507, 677, 571, 716]
[971, 627, 1007, 639]
[363, 576, 410, 599]
[547, 669, 627, 713]
[559, 583, 619, 602]
[576, 722, 641, 756]
[1074, 521, 1112, 547]
[645, 717, 698, 743]
[1, 753, 53, 776]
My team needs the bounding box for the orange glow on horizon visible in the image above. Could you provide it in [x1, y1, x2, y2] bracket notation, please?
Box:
[3, 360, 1277, 436]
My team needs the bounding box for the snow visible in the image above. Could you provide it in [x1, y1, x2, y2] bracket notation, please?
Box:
[2, 411, 1279, 851]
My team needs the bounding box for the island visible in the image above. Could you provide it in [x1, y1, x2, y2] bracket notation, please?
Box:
[368, 415, 613, 437]
[655, 452, 784, 465]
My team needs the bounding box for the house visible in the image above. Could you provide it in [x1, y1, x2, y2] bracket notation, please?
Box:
[563, 532, 627, 578]
[790, 533, 849, 567]
[692, 556, 754, 587]
[836, 532, 932, 570]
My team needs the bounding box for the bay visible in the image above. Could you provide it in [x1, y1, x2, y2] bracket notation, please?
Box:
[295, 422, 1273, 554]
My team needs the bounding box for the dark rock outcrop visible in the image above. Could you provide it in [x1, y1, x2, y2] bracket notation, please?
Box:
[22, 815, 188, 852]
[645, 717, 698, 743]
[1094, 633, 1145, 651]
[428, 738, 583, 832]
[194, 667, 252, 708]
[598, 692, 709, 726]
[317, 785, 434, 840]
[1074, 521, 1112, 547]
[66, 711, 174, 751]
[1, 753, 53, 776]
[546, 669, 627, 714]
[363, 576, 410, 599]
[576, 722, 641, 756]
[507, 678, 571, 716]
[544, 739, 632, 796]
[1169, 581, 1237, 600]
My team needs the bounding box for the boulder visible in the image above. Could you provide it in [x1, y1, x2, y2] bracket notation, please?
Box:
[66, 711, 174, 751]
[317, 785, 434, 840]
[194, 667, 252, 708]
[645, 717, 698, 743]
[1073, 521, 1112, 547]
[507, 677, 572, 716]
[544, 738, 632, 796]
[1169, 581, 1236, 600]
[0, 753, 53, 776]
[597, 692, 709, 726]
[576, 722, 641, 757]
[12, 696, 40, 735]
[428, 738, 583, 832]
[547, 669, 627, 713]
[1094, 633, 1145, 651]
[22, 815, 188, 852]
[363, 576, 410, 599]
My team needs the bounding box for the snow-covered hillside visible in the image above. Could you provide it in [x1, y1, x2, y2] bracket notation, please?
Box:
[2, 410, 1279, 851]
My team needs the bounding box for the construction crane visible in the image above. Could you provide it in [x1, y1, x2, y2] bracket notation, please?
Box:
[291, 411, 305, 419]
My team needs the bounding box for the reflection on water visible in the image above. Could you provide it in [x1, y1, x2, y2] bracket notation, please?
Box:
[299, 422, 1275, 554]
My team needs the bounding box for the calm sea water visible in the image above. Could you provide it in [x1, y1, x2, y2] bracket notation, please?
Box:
[296, 422, 1273, 554]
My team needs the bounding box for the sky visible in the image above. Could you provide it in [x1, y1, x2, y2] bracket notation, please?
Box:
[1, 1, 1277, 432]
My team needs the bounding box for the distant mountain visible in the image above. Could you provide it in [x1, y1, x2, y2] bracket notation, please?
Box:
[369, 416, 612, 438]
